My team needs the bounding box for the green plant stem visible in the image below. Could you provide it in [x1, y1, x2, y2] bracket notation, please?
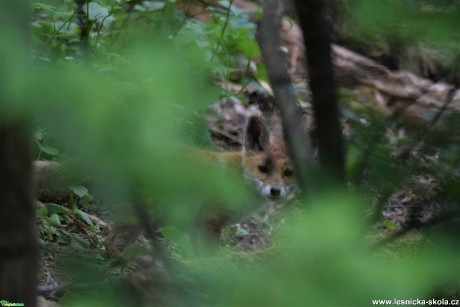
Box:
[111, 10, 131, 45]
[238, 58, 253, 94]
[210, 0, 234, 63]
[44, 12, 76, 47]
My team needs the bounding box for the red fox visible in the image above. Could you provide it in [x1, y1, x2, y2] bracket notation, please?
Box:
[200, 116, 297, 201]
[33, 115, 298, 256]
[102, 115, 298, 256]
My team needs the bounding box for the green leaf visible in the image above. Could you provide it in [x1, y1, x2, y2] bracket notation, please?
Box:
[46, 203, 68, 214]
[76, 209, 94, 226]
[71, 185, 89, 198]
[38, 143, 59, 156]
[49, 213, 62, 227]
[135, 1, 165, 12]
[43, 224, 58, 237]
[34, 128, 44, 141]
[67, 233, 90, 249]
[235, 29, 260, 59]
[383, 219, 397, 230]
[57, 235, 70, 245]
[32, 2, 56, 13]
[38, 207, 48, 220]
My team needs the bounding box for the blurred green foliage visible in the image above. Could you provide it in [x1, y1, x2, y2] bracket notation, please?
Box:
[191, 194, 458, 306]
[350, 0, 460, 43]
[0, 0, 459, 305]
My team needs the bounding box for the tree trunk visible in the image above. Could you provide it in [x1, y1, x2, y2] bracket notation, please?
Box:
[256, 0, 315, 196]
[294, 0, 345, 184]
[0, 124, 38, 307]
[0, 0, 38, 305]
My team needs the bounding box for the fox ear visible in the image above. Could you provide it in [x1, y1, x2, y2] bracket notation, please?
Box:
[244, 116, 270, 152]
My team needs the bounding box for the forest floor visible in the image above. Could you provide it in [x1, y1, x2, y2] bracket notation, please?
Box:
[37, 86, 447, 296]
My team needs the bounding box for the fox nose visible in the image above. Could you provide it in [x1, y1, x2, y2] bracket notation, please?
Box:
[270, 187, 281, 197]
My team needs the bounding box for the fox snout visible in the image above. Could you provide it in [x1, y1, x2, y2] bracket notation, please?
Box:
[270, 187, 281, 197]
[257, 182, 297, 201]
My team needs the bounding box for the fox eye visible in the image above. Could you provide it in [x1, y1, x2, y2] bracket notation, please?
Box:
[258, 165, 269, 173]
[284, 169, 294, 177]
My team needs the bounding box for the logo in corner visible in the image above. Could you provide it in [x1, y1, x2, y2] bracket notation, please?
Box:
[0, 300, 25, 307]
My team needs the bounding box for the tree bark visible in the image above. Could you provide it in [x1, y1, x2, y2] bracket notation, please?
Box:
[0, 0, 38, 305]
[0, 124, 38, 307]
[294, 0, 345, 184]
[256, 0, 315, 196]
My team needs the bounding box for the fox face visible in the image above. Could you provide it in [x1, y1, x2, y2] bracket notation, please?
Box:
[242, 117, 298, 201]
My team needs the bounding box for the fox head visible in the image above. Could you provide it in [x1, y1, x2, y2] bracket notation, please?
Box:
[242, 116, 298, 201]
